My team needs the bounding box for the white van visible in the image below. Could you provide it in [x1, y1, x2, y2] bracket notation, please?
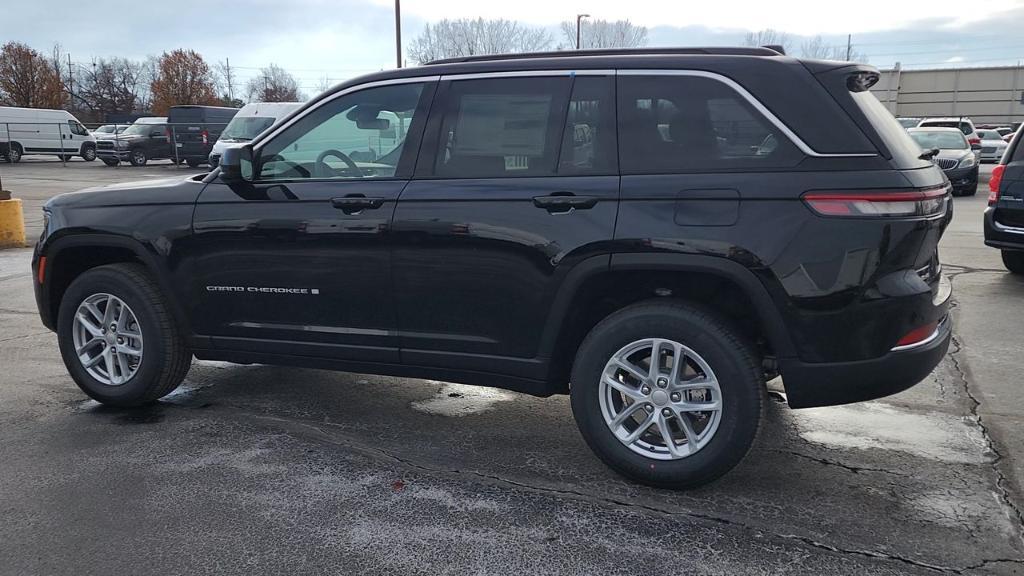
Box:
[0, 106, 97, 163]
[208, 102, 303, 167]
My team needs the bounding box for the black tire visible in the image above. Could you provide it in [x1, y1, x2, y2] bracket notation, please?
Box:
[963, 184, 977, 196]
[1003, 250, 1024, 274]
[128, 148, 148, 166]
[570, 300, 764, 489]
[185, 158, 202, 168]
[59, 155, 73, 162]
[102, 158, 119, 167]
[81, 146, 96, 162]
[6, 143, 22, 163]
[57, 263, 191, 407]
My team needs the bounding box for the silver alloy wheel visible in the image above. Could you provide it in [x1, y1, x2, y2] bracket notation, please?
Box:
[72, 293, 144, 386]
[599, 338, 723, 460]
[132, 150, 146, 165]
[8, 145, 21, 163]
[82, 147, 96, 161]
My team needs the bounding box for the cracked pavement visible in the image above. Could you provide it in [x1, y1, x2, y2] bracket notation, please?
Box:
[1, 160, 1023, 574]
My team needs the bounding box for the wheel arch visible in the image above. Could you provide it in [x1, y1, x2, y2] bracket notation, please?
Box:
[539, 252, 796, 390]
[42, 234, 191, 337]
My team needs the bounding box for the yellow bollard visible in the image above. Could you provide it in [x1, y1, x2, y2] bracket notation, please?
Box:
[0, 198, 26, 248]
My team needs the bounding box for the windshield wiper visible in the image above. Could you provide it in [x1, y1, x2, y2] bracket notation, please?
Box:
[919, 147, 940, 160]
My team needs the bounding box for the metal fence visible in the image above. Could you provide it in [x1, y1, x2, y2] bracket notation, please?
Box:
[0, 121, 230, 168]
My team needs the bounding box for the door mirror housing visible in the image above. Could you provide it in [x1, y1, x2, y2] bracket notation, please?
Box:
[220, 144, 255, 183]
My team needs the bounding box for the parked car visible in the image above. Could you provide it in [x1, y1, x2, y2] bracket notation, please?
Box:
[985, 129, 1024, 273]
[896, 117, 922, 129]
[168, 105, 239, 168]
[0, 106, 96, 162]
[95, 120, 173, 167]
[917, 117, 981, 146]
[91, 124, 128, 136]
[999, 127, 1017, 142]
[975, 129, 1009, 162]
[32, 47, 953, 488]
[907, 127, 979, 195]
[208, 102, 303, 168]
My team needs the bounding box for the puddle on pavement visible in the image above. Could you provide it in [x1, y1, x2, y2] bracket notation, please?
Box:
[411, 382, 515, 417]
[792, 402, 991, 464]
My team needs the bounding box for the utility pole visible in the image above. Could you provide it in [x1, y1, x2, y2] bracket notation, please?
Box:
[576, 14, 590, 50]
[395, 0, 402, 68]
[223, 57, 234, 101]
[845, 34, 852, 61]
[67, 54, 73, 106]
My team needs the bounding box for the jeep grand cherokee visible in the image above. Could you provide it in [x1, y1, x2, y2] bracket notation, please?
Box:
[32, 47, 952, 488]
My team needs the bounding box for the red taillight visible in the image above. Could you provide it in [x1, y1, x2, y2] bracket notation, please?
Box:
[989, 164, 1006, 205]
[37, 256, 46, 285]
[969, 137, 981, 145]
[201, 130, 209, 145]
[803, 187, 948, 218]
[895, 321, 939, 348]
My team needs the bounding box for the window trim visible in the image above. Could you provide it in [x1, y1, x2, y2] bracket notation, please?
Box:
[249, 69, 873, 168]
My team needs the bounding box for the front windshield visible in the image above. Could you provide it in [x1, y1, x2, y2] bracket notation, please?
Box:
[920, 121, 971, 135]
[221, 116, 276, 141]
[94, 125, 113, 133]
[122, 123, 154, 136]
[909, 131, 967, 150]
[897, 118, 919, 128]
[977, 130, 1000, 140]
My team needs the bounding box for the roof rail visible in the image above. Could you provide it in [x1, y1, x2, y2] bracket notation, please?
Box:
[425, 46, 783, 66]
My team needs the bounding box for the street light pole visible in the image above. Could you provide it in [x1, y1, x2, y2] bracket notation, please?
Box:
[395, 0, 402, 68]
[576, 14, 590, 50]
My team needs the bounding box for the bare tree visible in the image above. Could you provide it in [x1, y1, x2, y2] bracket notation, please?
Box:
[215, 59, 237, 103]
[743, 29, 793, 53]
[408, 18, 552, 64]
[800, 36, 868, 62]
[558, 19, 647, 50]
[314, 75, 333, 95]
[246, 64, 303, 102]
[72, 57, 147, 120]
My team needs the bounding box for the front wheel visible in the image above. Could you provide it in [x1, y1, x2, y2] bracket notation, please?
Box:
[570, 301, 764, 489]
[1003, 250, 1024, 274]
[129, 148, 148, 166]
[81, 146, 96, 161]
[57, 263, 192, 406]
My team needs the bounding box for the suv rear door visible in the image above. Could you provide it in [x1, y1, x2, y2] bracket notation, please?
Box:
[993, 132, 1024, 229]
[391, 73, 619, 378]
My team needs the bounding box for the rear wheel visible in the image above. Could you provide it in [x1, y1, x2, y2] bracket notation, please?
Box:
[129, 148, 148, 166]
[6, 143, 22, 163]
[185, 158, 202, 168]
[1003, 250, 1024, 274]
[570, 300, 764, 489]
[57, 264, 191, 406]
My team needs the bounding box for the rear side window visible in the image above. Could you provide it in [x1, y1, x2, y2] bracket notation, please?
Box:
[558, 76, 617, 175]
[434, 77, 571, 178]
[849, 90, 928, 169]
[919, 120, 972, 135]
[616, 75, 802, 174]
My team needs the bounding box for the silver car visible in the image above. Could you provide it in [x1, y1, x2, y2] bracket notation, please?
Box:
[976, 129, 1009, 162]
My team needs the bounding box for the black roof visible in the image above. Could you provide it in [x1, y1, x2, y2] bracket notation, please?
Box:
[426, 46, 783, 65]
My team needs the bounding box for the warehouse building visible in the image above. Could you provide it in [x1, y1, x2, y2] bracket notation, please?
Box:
[871, 65, 1024, 125]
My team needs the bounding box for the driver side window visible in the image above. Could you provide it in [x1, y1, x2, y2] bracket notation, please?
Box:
[257, 82, 426, 181]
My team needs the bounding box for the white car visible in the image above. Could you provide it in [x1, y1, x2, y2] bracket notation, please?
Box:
[0, 106, 97, 162]
[917, 117, 981, 147]
[975, 129, 1009, 162]
[208, 102, 303, 167]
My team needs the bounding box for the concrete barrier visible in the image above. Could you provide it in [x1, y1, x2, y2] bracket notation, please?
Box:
[0, 198, 26, 248]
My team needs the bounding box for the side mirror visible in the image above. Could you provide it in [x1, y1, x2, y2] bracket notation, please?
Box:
[970, 142, 982, 151]
[220, 144, 254, 183]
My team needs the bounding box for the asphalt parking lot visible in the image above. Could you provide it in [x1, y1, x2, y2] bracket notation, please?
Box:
[1, 158, 1022, 575]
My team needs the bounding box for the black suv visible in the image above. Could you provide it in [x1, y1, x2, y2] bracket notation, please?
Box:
[95, 122, 174, 167]
[32, 48, 953, 488]
[168, 105, 239, 168]
[985, 128, 1024, 273]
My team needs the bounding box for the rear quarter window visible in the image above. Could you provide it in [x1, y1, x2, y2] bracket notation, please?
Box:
[849, 90, 930, 169]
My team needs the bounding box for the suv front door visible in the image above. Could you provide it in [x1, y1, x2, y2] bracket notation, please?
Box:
[189, 80, 435, 361]
[392, 73, 619, 379]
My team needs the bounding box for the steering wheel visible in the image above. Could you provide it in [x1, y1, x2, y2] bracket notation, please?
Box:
[315, 149, 363, 178]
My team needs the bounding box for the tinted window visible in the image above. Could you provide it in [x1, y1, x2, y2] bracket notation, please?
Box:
[434, 77, 570, 178]
[617, 75, 802, 173]
[258, 82, 426, 180]
[849, 90, 927, 169]
[908, 130, 967, 150]
[558, 76, 616, 175]
[68, 120, 89, 136]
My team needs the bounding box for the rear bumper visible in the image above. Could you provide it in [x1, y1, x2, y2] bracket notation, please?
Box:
[779, 315, 952, 408]
[984, 206, 1024, 250]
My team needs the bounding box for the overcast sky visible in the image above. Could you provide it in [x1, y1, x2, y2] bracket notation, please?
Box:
[3, 0, 1023, 95]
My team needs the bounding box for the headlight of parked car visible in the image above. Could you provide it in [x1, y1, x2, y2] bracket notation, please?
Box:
[959, 154, 976, 168]
[116, 140, 131, 149]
